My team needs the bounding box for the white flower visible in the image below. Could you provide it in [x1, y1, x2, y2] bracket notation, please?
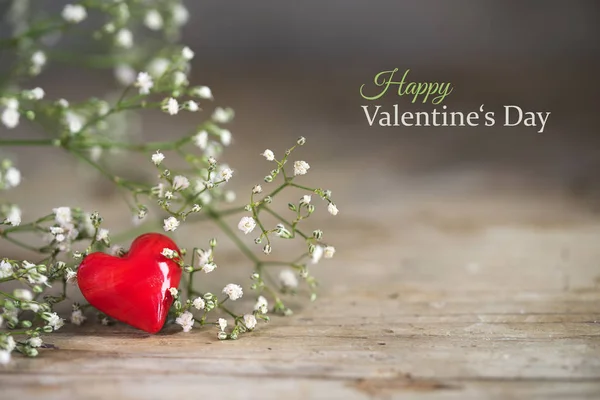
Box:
[279, 269, 298, 289]
[0, 350, 10, 365]
[65, 111, 84, 133]
[182, 46, 195, 60]
[71, 309, 86, 326]
[252, 185, 262, 194]
[220, 129, 232, 146]
[192, 297, 205, 310]
[114, 64, 136, 85]
[219, 167, 233, 182]
[237, 216, 256, 235]
[193, 131, 208, 149]
[115, 28, 133, 48]
[0, 260, 12, 279]
[135, 72, 154, 95]
[5, 206, 21, 226]
[161, 248, 177, 259]
[96, 228, 109, 243]
[172, 175, 190, 191]
[163, 98, 179, 115]
[212, 107, 232, 123]
[65, 269, 77, 285]
[62, 4, 87, 23]
[1, 107, 19, 129]
[4, 167, 21, 188]
[151, 151, 165, 165]
[175, 311, 194, 332]
[47, 313, 64, 331]
[144, 10, 163, 30]
[53, 207, 72, 227]
[29, 87, 45, 100]
[169, 287, 178, 297]
[31, 51, 46, 68]
[201, 262, 217, 273]
[328, 203, 339, 216]
[224, 190, 236, 203]
[28, 337, 43, 348]
[172, 3, 189, 26]
[218, 318, 227, 331]
[312, 245, 324, 264]
[196, 248, 212, 266]
[193, 86, 213, 100]
[147, 58, 170, 78]
[163, 217, 180, 232]
[324, 246, 336, 259]
[254, 296, 268, 314]
[244, 314, 257, 330]
[294, 161, 310, 176]
[222, 283, 243, 301]
[173, 71, 187, 87]
[5, 336, 16, 351]
[13, 288, 32, 301]
[186, 100, 199, 112]
[301, 195, 311, 205]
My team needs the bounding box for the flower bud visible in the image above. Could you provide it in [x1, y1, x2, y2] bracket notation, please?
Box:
[263, 244, 271, 255]
[209, 238, 217, 247]
[217, 331, 227, 340]
[264, 175, 273, 183]
[297, 136, 306, 145]
[313, 230, 323, 240]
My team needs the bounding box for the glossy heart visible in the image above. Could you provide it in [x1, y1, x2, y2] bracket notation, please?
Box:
[78, 233, 182, 333]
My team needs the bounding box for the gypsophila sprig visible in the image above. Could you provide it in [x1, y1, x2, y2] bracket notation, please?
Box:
[0, 1, 339, 363]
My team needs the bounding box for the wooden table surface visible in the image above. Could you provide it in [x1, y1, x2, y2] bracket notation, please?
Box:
[2, 166, 599, 399]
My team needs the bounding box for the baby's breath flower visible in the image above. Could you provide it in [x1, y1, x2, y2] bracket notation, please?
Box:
[1, 107, 19, 128]
[237, 216, 256, 235]
[163, 98, 179, 115]
[5, 205, 21, 226]
[28, 337, 43, 348]
[219, 167, 233, 182]
[254, 296, 268, 314]
[192, 297, 205, 310]
[173, 71, 187, 87]
[161, 248, 177, 258]
[324, 246, 336, 259]
[29, 87, 45, 100]
[212, 107, 233, 123]
[218, 318, 227, 331]
[311, 245, 324, 264]
[163, 216, 180, 232]
[196, 248, 211, 266]
[252, 185, 262, 194]
[62, 4, 87, 24]
[279, 269, 298, 289]
[115, 28, 133, 48]
[96, 228, 109, 244]
[224, 190, 236, 203]
[135, 72, 154, 95]
[220, 129, 232, 146]
[192, 86, 213, 100]
[71, 309, 86, 326]
[53, 207, 72, 227]
[14, 288, 33, 301]
[182, 46, 195, 61]
[244, 314, 257, 330]
[193, 130, 208, 149]
[293, 161, 310, 176]
[328, 203, 339, 216]
[202, 262, 217, 273]
[47, 313, 64, 331]
[172, 175, 190, 191]
[147, 58, 170, 78]
[0, 260, 12, 279]
[151, 151, 165, 165]
[0, 350, 10, 365]
[169, 287, 178, 297]
[222, 283, 243, 301]
[144, 10, 164, 31]
[175, 311, 194, 332]
[114, 64, 136, 85]
[4, 166, 21, 188]
[186, 101, 199, 112]
[65, 269, 77, 285]
[301, 195, 311, 205]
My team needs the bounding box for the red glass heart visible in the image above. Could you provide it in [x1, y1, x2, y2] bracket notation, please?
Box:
[77, 233, 182, 333]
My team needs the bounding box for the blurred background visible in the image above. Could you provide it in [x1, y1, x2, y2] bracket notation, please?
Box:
[2, 0, 600, 295]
